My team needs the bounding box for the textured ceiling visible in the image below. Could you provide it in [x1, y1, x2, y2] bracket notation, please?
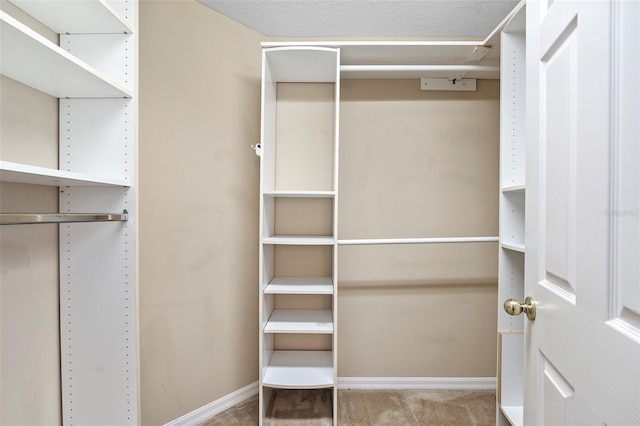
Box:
[198, 0, 520, 38]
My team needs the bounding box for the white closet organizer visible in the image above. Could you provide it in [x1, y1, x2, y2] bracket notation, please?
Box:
[496, 3, 526, 426]
[258, 6, 528, 420]
[259, 46, 340, 425]
[0, 0, 138, 424]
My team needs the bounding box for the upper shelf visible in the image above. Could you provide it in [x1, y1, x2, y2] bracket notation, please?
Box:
[262, 41, 500, 80]
[0, 161, 130, 187]
[8, 0, 133, 34]
[264, 46, 339, 83]
[263, 190, 335, 199]
[0, 11, 133, 98]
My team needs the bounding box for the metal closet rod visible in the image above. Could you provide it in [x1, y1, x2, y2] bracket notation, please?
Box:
[0, 210, 128, 225]
[339, 64, 499, 73]
[338, 236, 499, 245]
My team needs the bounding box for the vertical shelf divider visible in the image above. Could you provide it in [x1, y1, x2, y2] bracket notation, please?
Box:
[259, 46, 340, 425]
[497, 4, 526, 426]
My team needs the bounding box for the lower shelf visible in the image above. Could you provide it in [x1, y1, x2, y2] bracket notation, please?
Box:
[499, 404, 523, 426]
[263, 350, 334, 389]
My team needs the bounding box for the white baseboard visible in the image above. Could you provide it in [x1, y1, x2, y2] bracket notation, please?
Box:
[338, 377, 496, 390]
[164, 381, 258, 426]
[165, 377, 495, 425]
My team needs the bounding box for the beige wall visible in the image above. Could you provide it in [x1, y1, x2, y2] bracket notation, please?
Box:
[1, 65, 60, 426]
[337, 81, 498, 377]
[138, 1, 263, 424]
[0, 4, 61, 423]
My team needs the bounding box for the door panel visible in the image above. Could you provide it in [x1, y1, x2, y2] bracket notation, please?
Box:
[525, 1, 640, 424]
[611, 0, 640, 337]
[541, 18, 577, 302]
[539, 353, 575, 425]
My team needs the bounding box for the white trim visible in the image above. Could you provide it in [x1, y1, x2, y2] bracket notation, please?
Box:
[163, 377, 495, 425]
[164, 381, 258, 426]
[337, 377, 496, 390]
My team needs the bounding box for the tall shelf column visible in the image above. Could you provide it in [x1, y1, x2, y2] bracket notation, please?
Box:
[0, 0, 138, 423]
[259, 47, 340, 425]
[496, 4, 526, 426]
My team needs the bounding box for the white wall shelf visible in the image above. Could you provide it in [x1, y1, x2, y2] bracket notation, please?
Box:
[263, 351, 334, 389]
[265, 277, 334, 295]
[264, 309, 333, 334]
[0, 11, 132, 99]
[263, 236, 334, 245]
[262, 41, 501, 80]
[500, 406, 524, 426]
[0, 161, 130, 187]
[8, 0, 132, 34]
[264, 190, 335, 199]
[501, 185, 526, 193]
[501, 242, 525, 253]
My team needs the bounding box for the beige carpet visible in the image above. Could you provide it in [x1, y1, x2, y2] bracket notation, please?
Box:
[202, 389, 495, 425]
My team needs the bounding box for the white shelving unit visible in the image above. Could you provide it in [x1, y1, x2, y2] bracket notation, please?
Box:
[496, 3, 526, 426]
[265, 277, 334, 295]
[0, 160, 130, 187]
[259, 46, 340, 425]
[264, 309, 334, 334]
[262, 351, 334, 389]
[0, 0, 138, 424]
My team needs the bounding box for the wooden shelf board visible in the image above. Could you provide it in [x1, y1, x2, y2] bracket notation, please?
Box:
[262, 41, 500, 79]
[501, 242, 525, 253]
[264, 309, 333, 334]
[264, 47, 339, 83]
[1, 11, 132, 98]
[502, 185, 526, 193]
[265, 277, 334, 295]
[499, 405, 524, 426]
[0, 161, 130, 187]
[263, 236, 334, 245]
[9, 0, 132, 34]
[263, 350, 334, 389]
[264, 190, 335, 199]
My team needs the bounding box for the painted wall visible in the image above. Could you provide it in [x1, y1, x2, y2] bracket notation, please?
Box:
[0, 1, 61, 423]
[138, 0, 263, 423]
[337, 80, 499, 376]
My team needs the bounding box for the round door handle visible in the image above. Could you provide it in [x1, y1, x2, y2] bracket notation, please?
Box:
[504, 296, 536, 321]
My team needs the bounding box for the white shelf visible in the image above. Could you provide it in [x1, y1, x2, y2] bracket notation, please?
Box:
[263, 350, 334, 389]
[265, 277, 333, 294]
[264, 47, 339, 83]
[9, 0, 132, 34]
[501, 242, 525, 253]
[499, 405, 524, 426]
[264, 309, 333, 334]
[0, 11, 133, 99]
[502, 185, 526, 193]
[264, 190, 335, 199]
[263, 236, 334, 245]
[0, 161, 130, 187]
[262, 41, 501, 79]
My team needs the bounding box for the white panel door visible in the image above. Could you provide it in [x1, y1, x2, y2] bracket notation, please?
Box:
[524, 0, 640, 424]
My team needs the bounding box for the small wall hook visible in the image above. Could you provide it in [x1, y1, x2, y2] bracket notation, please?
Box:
[251, 143, 262, 157]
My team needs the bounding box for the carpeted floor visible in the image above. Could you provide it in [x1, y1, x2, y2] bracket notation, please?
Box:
[201, 389, 496, 425]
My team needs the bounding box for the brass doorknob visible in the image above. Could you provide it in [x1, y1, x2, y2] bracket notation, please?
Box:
[504, 296, 536, 321]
